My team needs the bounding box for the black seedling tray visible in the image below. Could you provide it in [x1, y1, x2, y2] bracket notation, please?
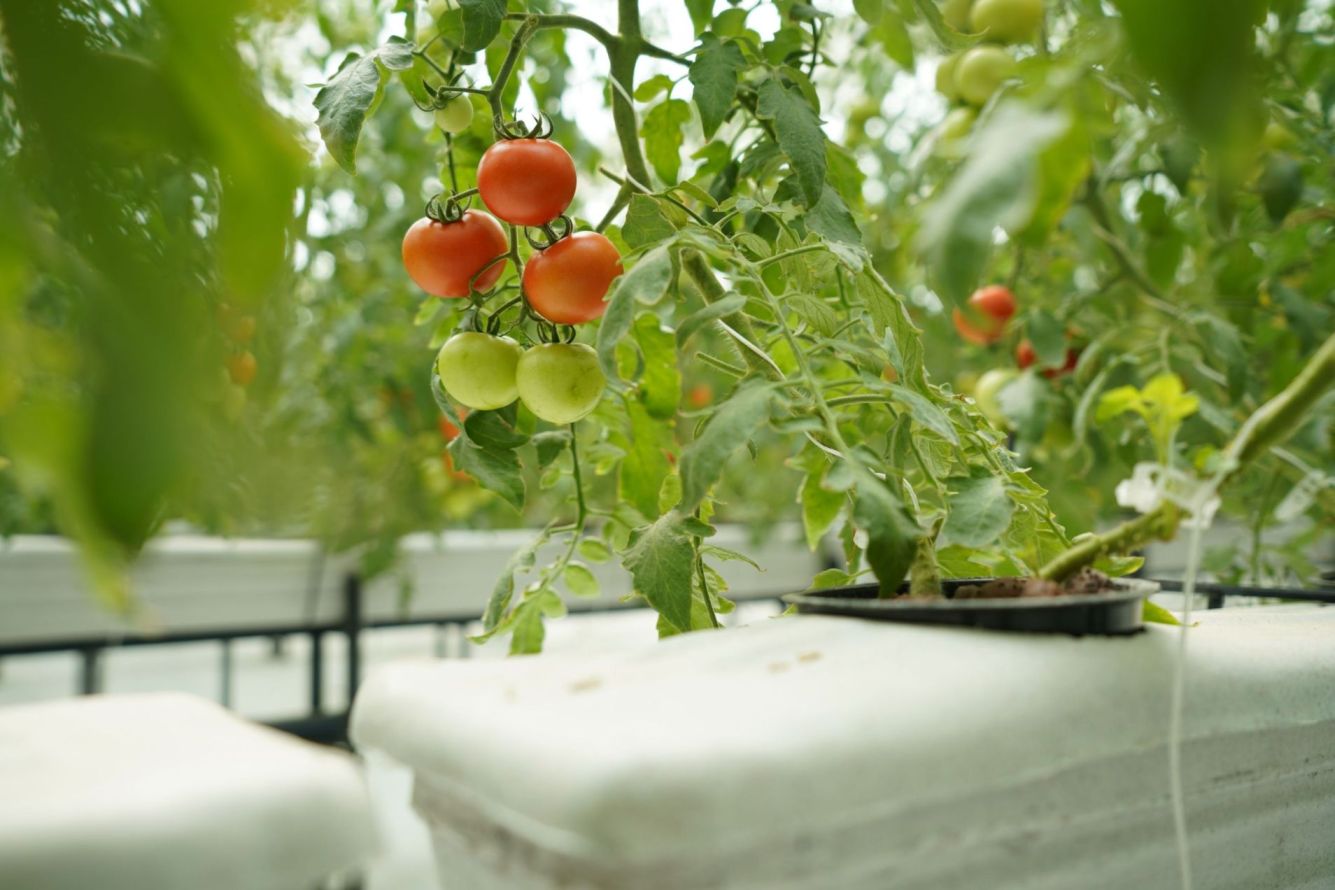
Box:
[782, 578, 1159, 636]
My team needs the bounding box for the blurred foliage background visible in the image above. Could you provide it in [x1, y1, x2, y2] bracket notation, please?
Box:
[0, 0, 1330, 604]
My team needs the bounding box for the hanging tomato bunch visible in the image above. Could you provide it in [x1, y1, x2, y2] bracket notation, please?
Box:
[400, 112, 621, 427]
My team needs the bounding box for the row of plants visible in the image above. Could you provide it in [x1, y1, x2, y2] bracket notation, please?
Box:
[309, 0, 1332, 650]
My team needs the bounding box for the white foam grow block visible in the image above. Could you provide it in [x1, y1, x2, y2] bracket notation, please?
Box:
[351, 606, 1335, 890]
[0, 693, 376, 890]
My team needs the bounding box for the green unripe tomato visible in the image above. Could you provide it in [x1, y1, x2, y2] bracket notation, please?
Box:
[1261, 120, 1296, 151]
[940, 106, 977, 142]
[434, 94, 473, 134]
[941, 0, 974, 31]
[955, 45, 1016, 106]
[973, 368, 1017, 427]
[435, 332, 522, 411]
[935, 52, 963, 101]
[516, 343, 605, 425]
[970, 0, 1043, 44]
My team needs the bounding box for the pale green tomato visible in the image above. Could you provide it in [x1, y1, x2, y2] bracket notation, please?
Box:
[935, 52, 963, 101]
[435, 332, 522, 410]
[970, 0, 1043, 44]
[434, 95, 473, 134]
[956, 45, 1016, 106]
[940, 106, 977, 141]
[426, 0, 456, 20]
[973, 368, 1017, 427]
[516, 343, 605, 425]
[941, 0, 974, 31]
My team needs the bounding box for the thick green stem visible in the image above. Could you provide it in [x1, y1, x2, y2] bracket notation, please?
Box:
[487, 18, 537, 119]
[681, 252, 778, 379]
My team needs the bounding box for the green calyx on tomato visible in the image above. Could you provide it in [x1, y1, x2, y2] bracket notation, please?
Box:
[523, 232, 623, 325]
[434, 94, 473, 134]
[402, 211, 509, 299]
[955, 45, 1016, 106]
[969, 0, 1043, 45]
[516, 343, 605, 425]
[435, 332, 523, 410]
[477, 138, 577, 227]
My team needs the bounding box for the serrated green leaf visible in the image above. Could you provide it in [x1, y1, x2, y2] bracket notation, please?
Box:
[634, 73, 674, 102]
[563, 562, 600, 597]
[633, 313, 681, 420]
[1143, 599, 1182, 626]
[643, 98, 692, 185]
[685, 0, 713, 34]
[483, 532, 546, 630]
[888, 384, 958, 445]
[616, 398, 673, 519]
[379, 36, 415, 70]
[689, 35, 746, 138]
[679, 380, 774, 511]
[809, 568, 857, 590]
[623, 511, 696, 632]
[458, 0, 506, 52]
[938, 471, 1014, 548]
[532, 430, 570, 469]
[463, 409, 529, 452]
[313, 53, 385, 173]
[756, 78, 826, 205]
[676, 292, 747, 346]
[853, 477, 919, 595]
[803, 184, 863, 246]
[622, 194, 678, 248]
[800, 464, 844, 550]
[701, 544, 760, 570]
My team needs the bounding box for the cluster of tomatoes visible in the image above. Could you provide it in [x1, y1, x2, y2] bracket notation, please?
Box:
[934, 0, 1042, 141]
[953, 283, 1080, 379]
[216, 303, 257, 420]
[402, 125, 621, 426]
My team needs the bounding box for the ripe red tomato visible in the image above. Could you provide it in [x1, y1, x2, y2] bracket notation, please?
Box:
[1015, 339, 1037, 369]
[687, 383, 713, 408]
[952, 308, 1004, 345]
[523, 232, 623, 325]
[226, 351, 257, 387]
[477, 138, 577, 227]
[970, 285, 1016, 323]
[402, 212, 508, 298]
[437, 411, 467, 442]
[1042, 347, 1081, 380]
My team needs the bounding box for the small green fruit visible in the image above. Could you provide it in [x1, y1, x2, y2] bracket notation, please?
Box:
[516, 343, 605, 425]
[435, 332, 522, 410]
[955, 45, 1016, 106]
[434, 94, 473, 134]
[970, 0, 1044, 44]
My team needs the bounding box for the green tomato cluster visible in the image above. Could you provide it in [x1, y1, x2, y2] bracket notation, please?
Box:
[934, 0, 1041, 118]
[435, 332, 606, 425]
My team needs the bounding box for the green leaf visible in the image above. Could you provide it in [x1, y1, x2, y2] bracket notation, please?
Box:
[998, 372, 1051, 441]
[579, 538, 612, 563]
[532, 430, 570, 469]
[888, 384, 959, 445]
[313, 53, 385, 173]
[633, 314, 681, 420]
[616, 398, 673, 519]
[563, 562, 600, 597]
[809, 568, 858, 590]
[1027, 310, 1066, 368]
[803, 185, 863, 246]
[623, 511, 696, 632]
[463, 409, 529, 452]
[482, 532, 546, 630]
[643, 98, 692, 185]
[918, 104, 1067, 304]
[676, 292, 747, 346]
[756, 77, 827, 205]
[684, 0, 713, 35]
[458, 0, 507, 52]
[622, 194, 678, 248]
[679, 380, 774, 511]
[597, 245, 673, 381]
[378, 36, 415, 70]
[689, 35, 746, 138]
[854, 0, 885, 25]
[800, 464, 844, 550]
[1143, 599, 1182, 626]
[634, 74, 674, 102]
[938, 471, 1015, 549]
[615, 244, 674, 305]
[853, 477, 919, 595]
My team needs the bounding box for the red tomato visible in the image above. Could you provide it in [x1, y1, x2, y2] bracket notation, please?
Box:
[1015, 339, 1037, 369]
[226, 351, 257, 387]
[687, 384, 713, 408]
[476, 139, 577, 227]
[952, 308, 1004, 345]
[402, 212, 508, 298]
[437, 408, 468, 441]
[969, 285, 1017, 324]
[523, 232, 623, 325]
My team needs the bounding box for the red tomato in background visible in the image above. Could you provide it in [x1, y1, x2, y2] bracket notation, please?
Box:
[1016, 339, 1080, 378]
[953, 308, 1004, 345]
[523, 232, 623, 325]
[1042, 347, 1081, 379]
[226, 351, 257, 387]
[687, 384, 713, 408]
[437, 409, 468, 442]
[952, 285, 1016, 345]
[477, 139, 577, 227]
[970, 285, 1016, 324]
[1016, 339, 1037, 369]
[402, 212, 508, 298]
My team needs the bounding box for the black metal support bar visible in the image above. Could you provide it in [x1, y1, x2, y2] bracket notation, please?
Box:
[343, 573, 362, 706]
[1149, 578, 1335, 605]
[78, 647, 102, 695]
[310, 631, 325, 716]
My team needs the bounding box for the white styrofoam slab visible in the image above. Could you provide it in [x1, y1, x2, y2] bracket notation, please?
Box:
[0, 693, 376, 890]
[351, 606, 1335, 890]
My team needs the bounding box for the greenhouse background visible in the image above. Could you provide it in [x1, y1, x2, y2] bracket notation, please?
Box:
[0, 0, 1332, 888]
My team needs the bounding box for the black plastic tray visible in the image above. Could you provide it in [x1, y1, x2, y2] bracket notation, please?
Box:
[782, 578, 1159, 636]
